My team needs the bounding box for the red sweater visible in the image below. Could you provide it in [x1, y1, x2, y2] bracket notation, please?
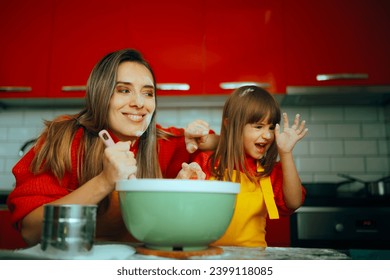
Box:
[7, 125, 196, 241]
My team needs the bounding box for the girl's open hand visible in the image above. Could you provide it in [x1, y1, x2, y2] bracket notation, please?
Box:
[275, 113, 308, 154]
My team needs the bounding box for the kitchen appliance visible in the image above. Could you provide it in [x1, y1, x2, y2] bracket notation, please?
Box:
[291, 181, 390, 250]
[337, 173, 390, 197]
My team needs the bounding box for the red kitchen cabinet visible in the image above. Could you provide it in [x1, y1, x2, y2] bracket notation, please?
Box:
[204, 0, 286, 94]
[0, 0, 52, 98]
[48, 0, 128, 98]
[127, 1, 204, 96]
[284, 0, 390, 87]
[49, 0, 204, 98]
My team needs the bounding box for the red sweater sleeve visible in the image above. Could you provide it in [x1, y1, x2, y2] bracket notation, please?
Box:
[191, 151, 213, 179]
[157, 126, 191, 178]
[156, 125, 216, 178]
[6, 128, 83, 227]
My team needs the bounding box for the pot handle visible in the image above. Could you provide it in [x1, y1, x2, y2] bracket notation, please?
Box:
[337, 173, 366, 184]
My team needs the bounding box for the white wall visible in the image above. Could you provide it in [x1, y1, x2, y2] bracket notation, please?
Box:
[0, 97, 389, 192]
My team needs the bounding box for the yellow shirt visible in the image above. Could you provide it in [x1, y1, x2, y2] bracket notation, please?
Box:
[211, 169, 279, 247]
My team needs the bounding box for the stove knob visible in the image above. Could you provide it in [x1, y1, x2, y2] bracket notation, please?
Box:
[335, 223, 344, 232]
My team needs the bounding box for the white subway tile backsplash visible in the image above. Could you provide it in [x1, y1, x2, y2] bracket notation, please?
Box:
[362, 123, 387, 138]
[378, 140, 389, 154]
[299, 174, 313, 183]
[209, 108, 223, 131]
[0, 142, 21, 157]
[330, 157, 365, 172]
[0, 127, 7, 140]
[6, 157, 19, 172]
[0, 109, 24, 125]
[0, 158, 4, 172]
[310, 107, 343, 121]
[345, 107, 380, 121]
[0, 103, 389, 188]
[327, 124, 361, 138]
[297, 157, 331, 172]
[156, 109, 179, 127]
[282, 107, 310, 121]
[310, 140, 343, 155]
[8, 127, 40, 141]
[304, 124, 327, 139]
[293, 141, 310, 156]
[177, 108, 212, 127]
[22, 109, 54, 126]
[344, 140, 378, 155]
[365, 157, 389, 173]
[0, 174, 15, 191]
[53, 108, 82, 117]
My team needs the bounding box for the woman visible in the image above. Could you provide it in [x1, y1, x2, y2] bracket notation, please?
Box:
[7, 49, 215, 246]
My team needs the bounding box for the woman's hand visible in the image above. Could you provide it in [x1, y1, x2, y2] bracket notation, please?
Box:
[101, 141, 137, 189]
[184, 120, 211, 153]
[275, 113, 308, 154]
[176, 162, 206, 180]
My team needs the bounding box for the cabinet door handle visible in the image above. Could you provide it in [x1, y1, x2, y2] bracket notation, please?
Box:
[62, 86, 87, 92]
[0, 86, 32, 92]
[316, 73, 369, 81]
[219, 82, 271, 90]
[156, 83, 190, 91]
[63, 84, 192, 92]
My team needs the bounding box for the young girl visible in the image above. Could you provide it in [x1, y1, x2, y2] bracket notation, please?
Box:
[196, 85, 308, 247]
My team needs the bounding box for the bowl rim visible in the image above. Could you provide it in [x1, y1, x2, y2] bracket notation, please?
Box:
[115, 179, 240, 194]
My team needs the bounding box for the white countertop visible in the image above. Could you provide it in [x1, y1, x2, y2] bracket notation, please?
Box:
[1, 244, 350, 260]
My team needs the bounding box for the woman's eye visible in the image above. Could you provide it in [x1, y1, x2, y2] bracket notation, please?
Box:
[116, 87, 130, 94]
[143, 91, 155, 97]
[269, 125, 276, 130]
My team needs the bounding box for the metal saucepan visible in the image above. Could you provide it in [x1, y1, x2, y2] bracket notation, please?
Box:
[338, 173, 390, 197]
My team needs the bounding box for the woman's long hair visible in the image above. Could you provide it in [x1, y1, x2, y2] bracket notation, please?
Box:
[31, 49, 162, 198]
[210, 86, 281, 182]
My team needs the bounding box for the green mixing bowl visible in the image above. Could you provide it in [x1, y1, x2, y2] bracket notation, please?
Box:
[116, 179, 240, 251]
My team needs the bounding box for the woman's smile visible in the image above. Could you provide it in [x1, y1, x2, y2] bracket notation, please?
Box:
[123, 112, 146, 122]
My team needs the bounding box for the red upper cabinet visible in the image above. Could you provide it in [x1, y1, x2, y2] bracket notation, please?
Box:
[0, 0, 52, 98]
[204, 0, 286, 94]
[127, 1, 204, 96]
[48, 0, 128, 98]
[284, 0, 390, 87]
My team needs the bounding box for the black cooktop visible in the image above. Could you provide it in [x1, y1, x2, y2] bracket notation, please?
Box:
[302, 183, 390, 207]
[303, 196, 390, 207]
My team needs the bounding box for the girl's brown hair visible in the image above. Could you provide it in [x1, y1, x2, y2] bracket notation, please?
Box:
[31, 49, 163, 210]
[210, 86, 281, 182]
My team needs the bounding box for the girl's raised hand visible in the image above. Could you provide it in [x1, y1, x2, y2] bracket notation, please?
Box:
[275, 113, 308, 154]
